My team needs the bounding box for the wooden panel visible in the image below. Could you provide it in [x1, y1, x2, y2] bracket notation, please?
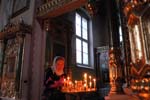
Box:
[37, 0, 88, 18]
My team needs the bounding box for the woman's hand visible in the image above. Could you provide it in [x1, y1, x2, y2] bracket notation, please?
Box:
[45, 77, 52, 84]
[50, 77, 64, 88]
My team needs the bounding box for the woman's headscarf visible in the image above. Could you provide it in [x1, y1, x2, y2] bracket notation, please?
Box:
[51, 56, 65, 75]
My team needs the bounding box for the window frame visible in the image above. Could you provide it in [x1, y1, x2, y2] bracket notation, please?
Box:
[75, 12, 90, 67]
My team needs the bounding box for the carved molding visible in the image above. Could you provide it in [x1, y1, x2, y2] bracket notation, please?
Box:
[37, 0, 88, 18]
[0, 21, 32, 40]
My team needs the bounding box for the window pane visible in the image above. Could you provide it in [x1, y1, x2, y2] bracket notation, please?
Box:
[76, 13, 81, 37]
[76, 13, 81, 25]
[82, 28, 88, 40]
[83, 53, 88, 65]
[76, 38, 81, 51]
[76, 51, 82, 64]
[76, 25, 81, 37]
[76, 38, 82, 63]
[75, 13, 89, 66]
[83, 41, 88, 53]
[82, 18, 87, 29]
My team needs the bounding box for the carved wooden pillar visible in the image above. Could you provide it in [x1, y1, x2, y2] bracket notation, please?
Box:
[107, 0, 124, 94]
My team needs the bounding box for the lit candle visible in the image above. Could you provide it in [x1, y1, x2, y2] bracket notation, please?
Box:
[84, 73, 87, 86]
[89, 76, 91, 81]
[84, 73, 87, 80]
[84, 83, 87, 91]
[69, 81, 71, 86]
[69, 81, 72, 91]
[67, 76, 70, 80]
[64, 78, 66, 87]
[67, 76, 70, 87]
[93, 78, 96, 89]
[75, 80, 77, 85]
[75, 80, 77, 90]
[89, 82, 92, 89]
[89, 76, 92, 89]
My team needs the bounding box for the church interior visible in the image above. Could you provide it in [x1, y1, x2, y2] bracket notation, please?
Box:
[0, 0, 150, 100]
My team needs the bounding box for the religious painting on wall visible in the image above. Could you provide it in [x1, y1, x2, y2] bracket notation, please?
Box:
[4, 57, 16, 79]
[12, 0, 30, 17]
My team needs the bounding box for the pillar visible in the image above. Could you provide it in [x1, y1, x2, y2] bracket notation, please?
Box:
[107, 0, 124, 95]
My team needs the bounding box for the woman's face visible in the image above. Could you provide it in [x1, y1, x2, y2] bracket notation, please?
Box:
[56, 60, 64, 71]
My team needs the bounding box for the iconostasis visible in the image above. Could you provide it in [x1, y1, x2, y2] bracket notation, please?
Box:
[123, 1, 150, 97]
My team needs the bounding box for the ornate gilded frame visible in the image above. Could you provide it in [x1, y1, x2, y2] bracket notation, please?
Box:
[125, 5, 150, 77]
[1, 38, 21, 98]
[0, 22, 31, 99]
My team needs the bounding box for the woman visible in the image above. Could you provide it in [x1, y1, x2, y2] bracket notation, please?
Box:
[42, 56, 66, 100]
